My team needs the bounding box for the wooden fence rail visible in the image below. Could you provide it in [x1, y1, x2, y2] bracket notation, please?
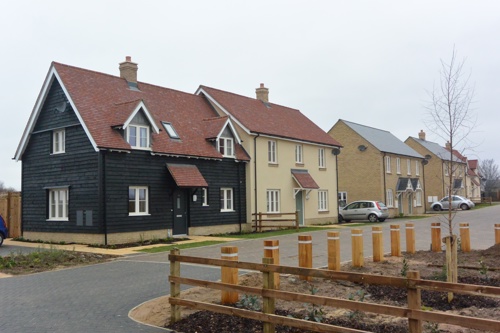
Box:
[252, 211, 299, 232]
[169, 250, 500, 333]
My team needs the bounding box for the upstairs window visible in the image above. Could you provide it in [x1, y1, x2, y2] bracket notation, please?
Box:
[385, 156, 391, 173]
[268, 140, 277, 164]
[396, 158, 401, 174]
[295, 145, 303, 164]
[218, 137, 234, 157]
[162, 122, 179, 139]
[415, 160, 420, 176]
[127, 125, 150, 149]
[318, 148, 325, 168]
[407, 159, 411, 175]
[52, 129, 65, 154]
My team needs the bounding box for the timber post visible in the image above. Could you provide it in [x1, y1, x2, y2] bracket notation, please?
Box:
[405, 223, 416, 254]
[327, 231, 341, 270]
[351, 229, 364, 267]
[264, 240, 280, 288]
[262, 257, 276, 333]
[459, 223, 471, 252]
[431, 222, 441, 252]
[169, 248, 181, 324]
[390, 224, 401, 257]
[298, 235, 312, 281]
[221, 246, 239, 304]
[372, 226, 383, 262]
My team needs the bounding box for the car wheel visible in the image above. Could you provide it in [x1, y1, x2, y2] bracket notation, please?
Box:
[460, 203, 469, 210]
[433, 205, 442, 211]
[338, 215, 344, 223]
[378, 218, 386, 222]
[368, 214, 378, 223]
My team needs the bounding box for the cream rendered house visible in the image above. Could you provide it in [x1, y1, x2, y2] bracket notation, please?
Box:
[328, 120, 425, 217]
[405, 131, 468, 211]
[196, 84, 343, 226]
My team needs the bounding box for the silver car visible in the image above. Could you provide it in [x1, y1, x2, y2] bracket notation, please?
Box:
[431, 195, 475, 211]
[339, 200, 389, 223]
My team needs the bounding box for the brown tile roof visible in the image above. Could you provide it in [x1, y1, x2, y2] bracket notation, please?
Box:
[468, 159, 478, 169]
[53, 62, 249, 161]
[198, 85, 342, 147]
[291, 170, 320, 189]
[167, 164, 209, 188]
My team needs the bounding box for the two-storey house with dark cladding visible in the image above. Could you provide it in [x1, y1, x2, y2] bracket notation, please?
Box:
[14, 57, 249, 245]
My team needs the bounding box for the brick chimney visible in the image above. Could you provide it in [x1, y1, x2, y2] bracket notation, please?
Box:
[445, 141, 451, 150]
[119, 56, 138, 84]
[418, 130, 426, 141]
[255, 83, 269, 103]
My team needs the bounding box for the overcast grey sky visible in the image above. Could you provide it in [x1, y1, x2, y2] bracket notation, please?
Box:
[1, 1, 499, 190]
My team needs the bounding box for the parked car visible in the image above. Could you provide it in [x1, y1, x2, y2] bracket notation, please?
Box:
[339, 200, 389, 223]
[0, 214, 8, 246]
[431, 195, 475, 211]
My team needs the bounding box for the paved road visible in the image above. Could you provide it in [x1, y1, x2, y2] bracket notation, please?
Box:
[1, 204, 499, 332]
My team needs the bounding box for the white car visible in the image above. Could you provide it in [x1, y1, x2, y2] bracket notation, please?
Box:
[339, 200, 389, 223]
[431, 195, 475, 211]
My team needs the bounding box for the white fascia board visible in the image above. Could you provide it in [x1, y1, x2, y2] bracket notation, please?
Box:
[195, 87, 251, 136]
[254, 133, 340, 149]
[122, 100, 160, 134]
[14, 65, 99, 161]
[217, 118, 242, 144]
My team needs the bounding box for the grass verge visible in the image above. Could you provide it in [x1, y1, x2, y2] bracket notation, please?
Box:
[211, 226, 338, 239]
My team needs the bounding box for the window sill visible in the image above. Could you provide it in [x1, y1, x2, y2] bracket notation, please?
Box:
[318, 210, 329, 214]
[268, 163, 279, 167]
[295, 163, 304, 167]
[202, 204, 209, 207]
[46, 218, 69, 222]
[128, 213, 151, 216]
[50, 152, 65, 155]
[220, 210, 235, 213]
[319, 167, 327, 171]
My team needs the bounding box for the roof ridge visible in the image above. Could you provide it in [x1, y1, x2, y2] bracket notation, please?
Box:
[341, 119, 392, 134]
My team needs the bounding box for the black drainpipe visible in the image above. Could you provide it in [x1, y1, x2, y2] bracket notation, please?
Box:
[383, 153, 387, 204]
[253, 134, 260, 230]
[422, 160, 427, 212]
[237, 161, 242, 233]
[99, 150, 108, 245]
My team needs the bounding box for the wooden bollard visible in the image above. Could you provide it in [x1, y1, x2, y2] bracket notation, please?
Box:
[262, 257, 276, 333]
[221, 246, 238, 304]
[459, 223, 471, 252]
[495, 224, 500, 245]
[372, 226, 383, 262]
[390, 224, 401, 257]
[405, 223, 416, 254]
[298, 235, 312, 281]
[351, 229, 364, 267]
[327, 231, 341, 270]
[431, 222, 441, 252]
[264, 240, 280, 288]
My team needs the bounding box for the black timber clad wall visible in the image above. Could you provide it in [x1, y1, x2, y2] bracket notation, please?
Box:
[104, 151, 247, 233]
[22, 80, 100, 233]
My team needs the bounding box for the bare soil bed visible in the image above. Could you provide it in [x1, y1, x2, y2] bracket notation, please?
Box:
[130, 244, 500, 333]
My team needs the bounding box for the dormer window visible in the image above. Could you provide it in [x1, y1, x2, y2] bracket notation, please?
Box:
[52, 129, 65, 154]
[218, 137, 234, 157]
[162, 122, 179, 139]
[127, 125, 150, 149]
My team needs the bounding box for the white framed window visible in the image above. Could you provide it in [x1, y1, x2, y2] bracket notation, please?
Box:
[268, 140, 277, 164]
[415, 160, 420, 176]
[318, 190, 328, 211]
[318, 148, 325, 168]
[407, 159, 411, 175]
[218, 137, 234, 157]
[295, 144, 303, 164]
[396, 158, 401, 174]
[127, 125, 150, 149]
[129, 186, 149, 215]
[416, 190, 422, 206]
[385, 156, 391, 173]
[444, 162, 449, 176]
[52, 129, 65, 154]
[202, 188, 209, 206]
[338, 192, 347, 208]
[220, 188, 233, 212]
[48, 188, 69, 220]
[386, 189, 394, 207]
[162, 122, 179, 139]
[266, 189, 280, 213]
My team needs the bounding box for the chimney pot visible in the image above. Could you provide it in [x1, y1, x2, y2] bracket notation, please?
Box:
[119, 56, 138, 84]
[256, 83, 269, 103]
[418, 130, 426, 141]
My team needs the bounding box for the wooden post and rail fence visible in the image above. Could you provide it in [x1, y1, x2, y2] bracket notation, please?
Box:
[169, 248, 500, 333]
[0, 192, 21, 238]
[252, 211, 299, 232]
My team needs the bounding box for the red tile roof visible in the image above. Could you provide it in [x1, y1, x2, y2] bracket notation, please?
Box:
[468, 159, 478, 169]
[291, 170, 320, 189]
[198, 86, 342, 147]
[167, 164, 209, 188]
[53, 62, 249, 161]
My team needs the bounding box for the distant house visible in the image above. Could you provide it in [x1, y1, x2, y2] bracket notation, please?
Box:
[405, 130, 467, 210]
[14, 57, 249, 245]
[196, 84, 343, 226]
[328, 120, 425, 217]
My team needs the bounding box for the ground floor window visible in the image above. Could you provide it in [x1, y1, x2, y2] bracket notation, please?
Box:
[318, 190, 328, 211]
[220, 187, 233, 212]
[415, 190, 422, 206]
[338, 192, 347, 208]
[202, 188, 209, 206]
[129, 186, 149, 215]
[266, 189, 280, 213]
[387, 189, 394, 207]
[48, 188, 69, 220]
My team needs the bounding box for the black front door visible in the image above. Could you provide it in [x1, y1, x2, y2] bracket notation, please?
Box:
[173, 189, 188, 235]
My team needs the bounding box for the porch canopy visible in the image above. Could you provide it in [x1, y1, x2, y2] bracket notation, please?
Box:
[395, 177, 421, 192]
[291, 169, 319, 189]
[166, 164, 208, 188]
